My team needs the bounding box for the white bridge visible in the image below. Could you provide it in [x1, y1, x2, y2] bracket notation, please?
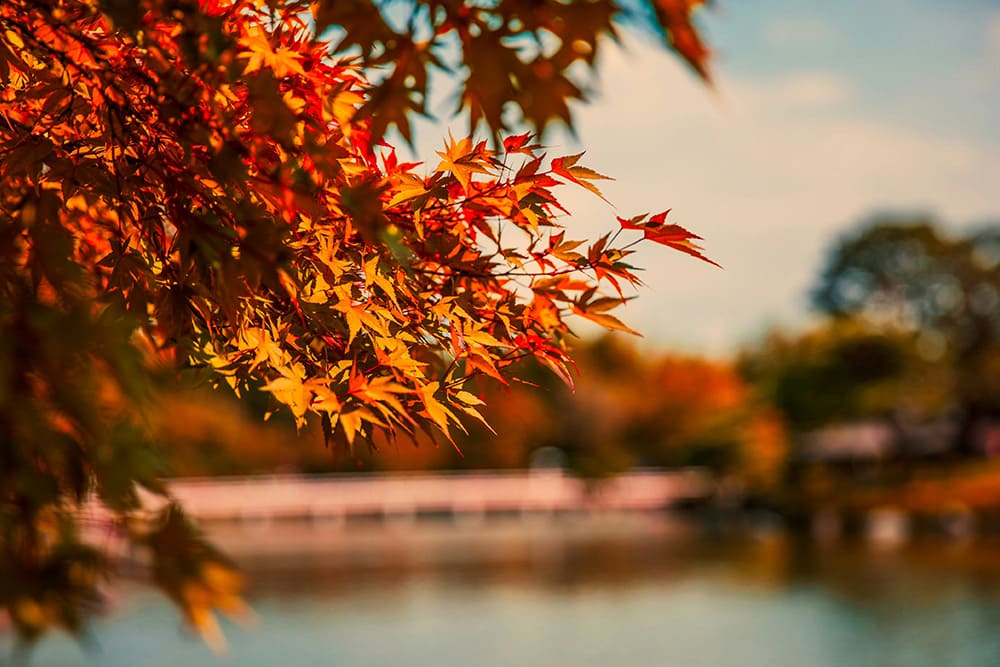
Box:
[95, 469, 712, 524]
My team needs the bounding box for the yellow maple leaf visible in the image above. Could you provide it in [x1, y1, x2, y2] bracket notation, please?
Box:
[435, 133, 492, 192]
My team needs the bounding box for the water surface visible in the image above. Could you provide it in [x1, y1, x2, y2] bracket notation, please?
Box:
[8, 515, 1000, 666]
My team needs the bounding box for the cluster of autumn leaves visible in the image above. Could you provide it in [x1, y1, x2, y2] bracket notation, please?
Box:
[170, 336, 786, 494]
[0, 0, 715, 645]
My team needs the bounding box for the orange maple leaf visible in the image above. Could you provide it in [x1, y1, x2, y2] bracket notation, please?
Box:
[618, 210, 721, 268]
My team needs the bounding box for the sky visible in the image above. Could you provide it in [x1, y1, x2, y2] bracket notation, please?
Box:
[405, 0, 1000, 356]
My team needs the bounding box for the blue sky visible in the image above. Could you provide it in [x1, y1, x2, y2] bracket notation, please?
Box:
[406, 1, 1000, 355]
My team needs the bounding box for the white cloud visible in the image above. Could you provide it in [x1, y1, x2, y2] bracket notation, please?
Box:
[761, 17, 838, 50]
[556, 41, 1000, 353]
[987, 14, 1000, 60]
[727, 72, 854, 113]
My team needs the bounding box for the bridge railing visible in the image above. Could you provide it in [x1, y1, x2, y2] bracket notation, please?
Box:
[82, 468, 711, 525]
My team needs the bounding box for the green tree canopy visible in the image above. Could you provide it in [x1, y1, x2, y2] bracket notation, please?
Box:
[813, 217, 1000, 352]
[808, 216, 1000, 452]
[739, 322, 943, 432]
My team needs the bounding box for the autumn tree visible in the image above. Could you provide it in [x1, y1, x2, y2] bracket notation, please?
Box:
[0, 0, 717, 644]
[530, 337, 784, 490]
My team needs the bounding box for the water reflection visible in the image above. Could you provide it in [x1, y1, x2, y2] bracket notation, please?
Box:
[233, 516, 1000, 601]
[9, 515, 1000, 667]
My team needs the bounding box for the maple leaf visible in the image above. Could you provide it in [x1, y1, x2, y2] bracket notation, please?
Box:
[502, 132, 538, 155]
[416, 381, 458, 435]
[261, 370, 311, 427]
[571, 295, 642, 336]
[435, 133, 492, 192]
[387, 172, 429, 208]
[551, 152, 613, 203]
[618, 210, 722, 268]
[451, 389, 496, 434]
[653, 0, 714, 83]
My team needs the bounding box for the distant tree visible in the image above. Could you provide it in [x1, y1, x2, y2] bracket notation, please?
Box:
[739, 322, 948, 430]
[811, 216, 1000, 453]
[0, 0, 718, 644]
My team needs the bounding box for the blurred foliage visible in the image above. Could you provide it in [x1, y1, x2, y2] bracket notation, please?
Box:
[143, 505, 249, 653]
[741, 215, 1000, 517]
[739, 321, 952, 432]
[528, 336, 786, 491]
[310, 0, 715, 140]
[811, 215, 1000, 453]
[813, 217, 999, 346]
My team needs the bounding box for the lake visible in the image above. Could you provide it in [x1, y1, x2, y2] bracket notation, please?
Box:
[7, 514, 1000, 666]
